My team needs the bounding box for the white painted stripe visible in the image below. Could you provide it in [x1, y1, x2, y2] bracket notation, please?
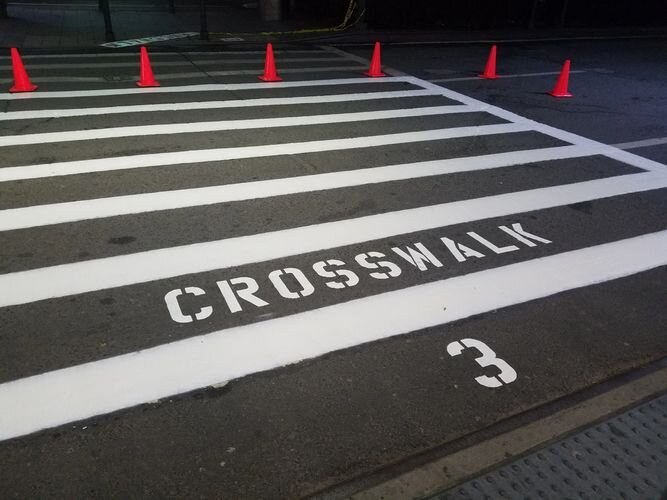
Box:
[613, 137, 667, 150]
[0, 123, 526, 182]
[0, 145, 595, 231]
[145, 66, 367, 80]
[0, 75, 105, 83]
[181, 50, 336, 55]
[0, 105, 472, 147]
[0, 66, 367, 85]
[0, 89, 441, 121]
[428, 70, 586, 83]
[405, 76, 667, 174]
[317, 45, 371, 64]
[10, 1, 101, 4]
[322, 45, 379, 67]
[0, 50, 332, 60]
[0, 76, 413, 100]
[0, 57, 345, 70]
[1, 229, 666, 441]
[98, 32, 208, 48]
[331, 34, 664, 47]
[1, 170, 666, 309]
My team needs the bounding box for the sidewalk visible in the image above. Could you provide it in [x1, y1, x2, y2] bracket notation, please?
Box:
[1, 1, 666, 51]
[0, 1, 340, 49]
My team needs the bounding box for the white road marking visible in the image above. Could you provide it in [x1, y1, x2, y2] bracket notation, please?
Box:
[97, 32, 203, 48]
[0, 76, 413, 100]
[0, 50, 333, 60]
[0, 66, 665, 442]
[0, 145, 595, 231]
[428, 70, 587, 83]
[321, 45, 383, 67]
[612, 137, 667, 150]
[331, 34, 663, 47]
[409, 76, 667, 173]
[0, 66, 367, 85]
[139, 66, 367, 80]
[0, 105, 472, 147]
[0, 123, 526, 182]
[0, 89, 441, 121]
[1, 229, 666, 441]
[447, 339, 517, 388]
[0, 57, 346, 71]
[1, 170, 666, 309]
[1, 75, 107, 83]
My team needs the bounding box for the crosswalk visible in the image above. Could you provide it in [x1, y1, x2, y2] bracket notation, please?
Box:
[0, 48, 364, 87]
[1, 47, 667, 443]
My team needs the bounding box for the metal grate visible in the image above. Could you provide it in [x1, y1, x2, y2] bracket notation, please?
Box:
[433, 394, 667, 500]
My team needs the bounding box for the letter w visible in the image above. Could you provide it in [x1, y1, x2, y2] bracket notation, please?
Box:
[391, 242, 443, 271]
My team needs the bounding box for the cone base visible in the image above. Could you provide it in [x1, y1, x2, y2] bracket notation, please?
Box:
[136, 80, 160, 88]
[479, 73, 499, 79]
[9, 83, 38, 93]
[364, 71, 386, 78]
[258, 75, 283, 82]
[549, 91, 573, 98]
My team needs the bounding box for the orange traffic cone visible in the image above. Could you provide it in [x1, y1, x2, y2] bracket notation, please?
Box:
[136, 46, 160, 88]
[9, 48, 38, 93]
[364, 41, 386, 78]
[259, 43, 282, 82]
[549, 59, 573, 97]
[479, 45, 499, 79]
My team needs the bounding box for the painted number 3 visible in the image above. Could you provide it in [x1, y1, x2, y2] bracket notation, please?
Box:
[446, 338, 517, 388]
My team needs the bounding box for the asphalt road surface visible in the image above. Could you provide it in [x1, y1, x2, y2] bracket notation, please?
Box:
[0, 39, 666, 499]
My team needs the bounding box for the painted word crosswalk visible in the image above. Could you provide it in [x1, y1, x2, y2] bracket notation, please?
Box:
[1, 49, 667, 445]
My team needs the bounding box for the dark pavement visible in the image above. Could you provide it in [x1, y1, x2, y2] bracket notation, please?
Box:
[0, 38, 666, 499]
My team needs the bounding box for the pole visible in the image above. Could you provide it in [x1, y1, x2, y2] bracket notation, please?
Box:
[168, 0, 175, 14]
[528, 0, 539, 28]
[100, 0, 115, 42]
[200, 0, 209, 41]
[559, 0, 569, 27]
[356, 0, 367, 29]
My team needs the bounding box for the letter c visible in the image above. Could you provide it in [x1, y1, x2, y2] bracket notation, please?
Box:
[164, 287, 213, 324]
